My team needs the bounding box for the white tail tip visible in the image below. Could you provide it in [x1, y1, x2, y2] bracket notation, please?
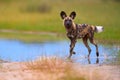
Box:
[96, 26, 104, 33]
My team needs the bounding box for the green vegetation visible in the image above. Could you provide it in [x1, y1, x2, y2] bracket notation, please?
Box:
[0, 0, 120, 43]
[0, 32, 65, 42]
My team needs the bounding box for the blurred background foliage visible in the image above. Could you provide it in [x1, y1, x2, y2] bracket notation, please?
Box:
[0, 0, 120, 43]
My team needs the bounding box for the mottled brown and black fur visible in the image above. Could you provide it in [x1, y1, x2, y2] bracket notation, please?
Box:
[60, 11, 101, 59]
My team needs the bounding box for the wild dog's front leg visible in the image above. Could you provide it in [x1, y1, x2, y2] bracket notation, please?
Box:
[68, 38, 77, 59]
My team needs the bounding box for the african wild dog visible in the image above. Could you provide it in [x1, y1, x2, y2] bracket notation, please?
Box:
[60, 11, 103, 59]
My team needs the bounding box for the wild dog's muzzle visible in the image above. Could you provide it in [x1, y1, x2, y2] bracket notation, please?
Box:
[64, 20, 72, 29]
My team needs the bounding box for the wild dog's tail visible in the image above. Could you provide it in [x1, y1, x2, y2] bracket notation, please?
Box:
[94, 26, 104, 33]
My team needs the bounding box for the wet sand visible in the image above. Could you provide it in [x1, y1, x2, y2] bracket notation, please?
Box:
[0, 62, 120, 80]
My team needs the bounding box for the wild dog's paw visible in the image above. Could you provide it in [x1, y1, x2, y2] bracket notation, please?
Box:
[73, 51, 76, 54]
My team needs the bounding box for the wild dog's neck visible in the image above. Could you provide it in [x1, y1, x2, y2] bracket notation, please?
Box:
[72, 22, 76, 30]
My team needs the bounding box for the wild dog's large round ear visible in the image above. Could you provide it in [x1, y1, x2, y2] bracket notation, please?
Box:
[69, 11, 76, 19]
[60, 11, 67, 19]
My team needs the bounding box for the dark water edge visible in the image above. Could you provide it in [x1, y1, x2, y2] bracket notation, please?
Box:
[0, 38, 120, 65]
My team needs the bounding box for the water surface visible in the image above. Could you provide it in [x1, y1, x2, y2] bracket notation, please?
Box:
[0, 39, 119, 64]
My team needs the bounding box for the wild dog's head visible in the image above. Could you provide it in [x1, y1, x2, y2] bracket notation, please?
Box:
[60, 11, 76, 30]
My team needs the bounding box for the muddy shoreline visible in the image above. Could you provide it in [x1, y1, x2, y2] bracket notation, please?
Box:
[0, 62, 120, 80]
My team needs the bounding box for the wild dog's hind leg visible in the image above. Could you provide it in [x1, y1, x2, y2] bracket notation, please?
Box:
[68, 38, 77, 59]
[82, 36, 91, 57]
[89, 37, 99, 57]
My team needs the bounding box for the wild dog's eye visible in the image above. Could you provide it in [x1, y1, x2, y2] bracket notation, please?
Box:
[65, 19, 72, 22]
[65, 20, 68, 21]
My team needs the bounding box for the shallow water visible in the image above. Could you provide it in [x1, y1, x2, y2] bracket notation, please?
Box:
[0, 39, 119, 64]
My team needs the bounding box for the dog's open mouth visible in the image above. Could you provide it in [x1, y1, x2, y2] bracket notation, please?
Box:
[65, 25, 71, 29]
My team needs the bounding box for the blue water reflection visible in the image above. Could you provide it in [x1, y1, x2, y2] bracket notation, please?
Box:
[0, 39, 119, 64]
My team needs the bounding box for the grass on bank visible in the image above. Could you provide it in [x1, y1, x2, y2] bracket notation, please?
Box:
[0, 0, 120, 43]
[25, 57, 85, 80]
[26, 56, 116, 80]
[0, 32, 65, 42]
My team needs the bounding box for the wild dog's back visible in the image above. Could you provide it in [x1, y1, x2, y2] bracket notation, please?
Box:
[76, 24, 103, 38]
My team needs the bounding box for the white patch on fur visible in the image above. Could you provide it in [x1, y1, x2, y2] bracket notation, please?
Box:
[96, 26, 104, 33]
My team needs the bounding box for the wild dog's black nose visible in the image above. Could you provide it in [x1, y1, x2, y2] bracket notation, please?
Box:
[66, 22, 70, 26]
[65, 20, 72, 27]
